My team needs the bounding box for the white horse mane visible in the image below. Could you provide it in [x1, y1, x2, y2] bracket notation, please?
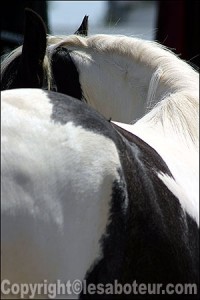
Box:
[47, 33, 198, 89]
[47, 34, 200, 148]
[1, 34, 199, 146]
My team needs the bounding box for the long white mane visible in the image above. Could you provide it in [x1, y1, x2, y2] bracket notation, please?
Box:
[47, 33, 198, 92]
[1, 34, 199, 147]
[46, 34, 199, 145]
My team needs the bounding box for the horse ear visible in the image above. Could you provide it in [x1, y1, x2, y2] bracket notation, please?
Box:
[11, 8, 47, 89]
[74, 15, 88, 36]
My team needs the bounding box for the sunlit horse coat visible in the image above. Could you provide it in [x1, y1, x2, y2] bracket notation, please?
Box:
[1, 9, 199, 299]
[1, 88, 199, 299]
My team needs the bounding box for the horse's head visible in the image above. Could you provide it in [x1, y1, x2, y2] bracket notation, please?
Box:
[1, 9, 88, 91]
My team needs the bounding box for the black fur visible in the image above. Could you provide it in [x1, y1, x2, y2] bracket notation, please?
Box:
[51, 47, 83, 100]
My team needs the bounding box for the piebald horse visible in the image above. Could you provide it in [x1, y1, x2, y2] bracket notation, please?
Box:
[1, 9, 199, 300]
[1, 88, 199, 299]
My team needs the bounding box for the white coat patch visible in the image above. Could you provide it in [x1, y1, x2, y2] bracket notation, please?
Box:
[1, 89, 122, 298]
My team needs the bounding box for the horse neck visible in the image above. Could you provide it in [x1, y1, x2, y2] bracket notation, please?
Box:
[71, 49, 153, 123]
[53, 35, 199, 123]
[84, 36, 199, 148]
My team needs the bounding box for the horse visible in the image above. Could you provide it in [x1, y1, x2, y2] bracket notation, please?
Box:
[1, 9, 198, 124]
[1, 88, 199, 299]
[1, 9, 199, 298]
[1, 9, 198, 221]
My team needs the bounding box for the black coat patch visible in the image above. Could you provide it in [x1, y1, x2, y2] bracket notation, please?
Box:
[51, 47, 83, 100]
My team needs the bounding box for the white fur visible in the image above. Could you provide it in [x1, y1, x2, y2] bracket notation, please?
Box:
[158, 173, 199, 226]
[1, 89, 122, 299]
[146, 67, 163, 112]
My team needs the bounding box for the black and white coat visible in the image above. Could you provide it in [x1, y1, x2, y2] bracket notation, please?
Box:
[1, 89, 199, 299]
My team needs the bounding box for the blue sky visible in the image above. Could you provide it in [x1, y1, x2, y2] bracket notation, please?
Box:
[47, 1, 157, 40]
[48, 1, 106, 31]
